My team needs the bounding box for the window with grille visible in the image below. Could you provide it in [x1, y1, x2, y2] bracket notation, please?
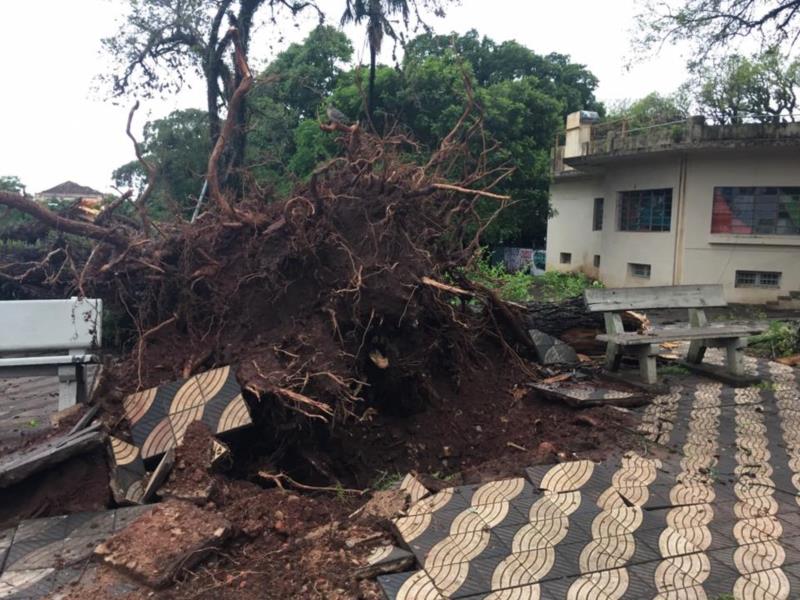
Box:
[735, 270, 782, 288]
[711, 187, 800, 235]
[593, 254, 601, 268]
[628, 263, 651, 279]
[560, 252, 572, 264]
[593, 198, 604, 231]
[618, 189, 672, 232]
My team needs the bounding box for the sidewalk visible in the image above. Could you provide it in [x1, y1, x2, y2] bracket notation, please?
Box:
[380, 350, 800, 599]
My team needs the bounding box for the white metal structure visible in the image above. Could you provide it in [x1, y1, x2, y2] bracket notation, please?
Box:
[0, 297, 102, 409]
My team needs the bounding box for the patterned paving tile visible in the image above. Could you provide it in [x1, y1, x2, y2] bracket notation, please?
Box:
[0, 507, 155, 599]
[123, 366, 252, 460]
[384, 355, 800, 599]
[108, 437, 147, 504]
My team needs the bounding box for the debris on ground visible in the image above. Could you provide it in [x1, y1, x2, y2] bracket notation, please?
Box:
[354, 545, 415, 579]
[356, 489, 409, 522]
[528, 380, 649, 408]
[0, 422, 106, 488]
[528, 328, 579, 365]
[0, 74, 648, 598]
[777, 353, 800, 366]
[95, 500, 232, 589]
[160, 422, 223, 505]
[0, 505, 153, 598]
[108, 436, 147, 504]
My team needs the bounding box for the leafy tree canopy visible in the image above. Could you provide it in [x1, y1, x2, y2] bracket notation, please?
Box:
[112, 28, 602, 247]
[0, 176, 25, 194]
[113, 109, 210, 219]
[687, 50, 800, 124]
[606, 92, 690, 129]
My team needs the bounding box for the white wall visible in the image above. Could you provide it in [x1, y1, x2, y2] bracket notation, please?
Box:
[680, 150, 800, 303]
[546, 177, 604, 277]
[546, 149, 800, 303]
[598, 157, 682, 288]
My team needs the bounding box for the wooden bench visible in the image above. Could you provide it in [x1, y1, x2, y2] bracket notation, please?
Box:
[584, 285, 766, 385]
[0, 297, 102, 410]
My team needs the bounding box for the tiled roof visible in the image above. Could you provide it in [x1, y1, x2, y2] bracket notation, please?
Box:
[38, 180, 103, 196]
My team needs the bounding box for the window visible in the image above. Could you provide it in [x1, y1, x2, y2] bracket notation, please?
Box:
[619, 189, 673, 232]
[560, 252, 572, 264]
[593, 254, 601, 268]
[711, 187, 800, 235]
[735, 270, 782, 288]
[629, 263, 651, 279]
[593, 198, 604, 231]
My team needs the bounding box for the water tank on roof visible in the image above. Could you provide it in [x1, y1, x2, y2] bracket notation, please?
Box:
[580, 110, 600, 123]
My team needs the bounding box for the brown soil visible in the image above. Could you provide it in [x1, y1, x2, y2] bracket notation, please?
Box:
[161, 422, 221, 503]
[327, 355, 637, 488]
[0, 449, 110, 529]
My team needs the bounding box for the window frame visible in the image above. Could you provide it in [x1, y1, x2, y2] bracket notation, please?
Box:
[628, 262, 652, 279]
[592, 197, 604, 231]
[618, 188, 673, 232]
[734, 270, 782, 289]
[560, 252, 572, 265]
[711, 186, 800, 236]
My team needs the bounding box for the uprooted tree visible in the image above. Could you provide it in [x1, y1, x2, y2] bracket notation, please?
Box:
[0, 29, 539, 474]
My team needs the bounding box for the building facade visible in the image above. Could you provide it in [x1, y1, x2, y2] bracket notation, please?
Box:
[547, 112, 800, 304]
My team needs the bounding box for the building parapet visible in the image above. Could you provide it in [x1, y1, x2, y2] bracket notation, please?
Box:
[552, 114, 800, 176]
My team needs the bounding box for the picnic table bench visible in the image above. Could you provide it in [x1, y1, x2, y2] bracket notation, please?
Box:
[0, 297, 102, 409]
[584, 284, 766, 385]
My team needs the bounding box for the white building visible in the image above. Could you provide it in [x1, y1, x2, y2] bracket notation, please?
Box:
[546, 111, 800, 305]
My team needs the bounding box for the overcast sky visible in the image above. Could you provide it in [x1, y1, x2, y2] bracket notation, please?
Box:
[0, 0, 690, 194]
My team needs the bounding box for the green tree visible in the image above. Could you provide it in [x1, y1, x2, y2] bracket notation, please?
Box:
[321, 31, 599, 245]
[607, 92, 690, 129]
[0, 177, 30, 234]
[688, 51, 800, 124]
[102, 0, 325, 177]
[0, 176, 25, 194]
[339, 0, 450, 121]
[247, 26, 353, 189]
[403, 31, 603, 117]
[113, 109, 210, 218]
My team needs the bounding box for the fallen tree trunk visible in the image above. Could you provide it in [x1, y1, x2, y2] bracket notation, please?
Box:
[521, 296, 645, 337]
[0, 191, 127, 247]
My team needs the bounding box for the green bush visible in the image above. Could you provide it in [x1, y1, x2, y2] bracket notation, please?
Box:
[465, 250, 536, 302]
[536, 271, 601, 301]
[748, 320, 800, 358]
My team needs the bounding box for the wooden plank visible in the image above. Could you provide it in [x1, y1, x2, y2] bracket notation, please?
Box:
[584, 284, 727, 312]
[597, 324, 767, 345]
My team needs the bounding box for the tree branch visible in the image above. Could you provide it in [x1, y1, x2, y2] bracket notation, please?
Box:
[0, 192, 127, 246]
[206, 27, 253, 218]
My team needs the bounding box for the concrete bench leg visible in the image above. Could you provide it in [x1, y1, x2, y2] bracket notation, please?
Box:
[724, 337, 747, 377]
[686, 340, 707, 364]
[57, 364, 86, 410]
[636, 344, 658, 385]
[605, 342, 623, 371]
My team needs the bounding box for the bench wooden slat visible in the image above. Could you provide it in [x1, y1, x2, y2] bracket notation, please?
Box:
[584, 285, 727, 312]
[598, 324, 766, 346]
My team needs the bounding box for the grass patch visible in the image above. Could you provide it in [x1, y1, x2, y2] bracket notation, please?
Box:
[660, 364, 691, 376]
[371, 470, 404, 491]
[464, 250, 536, 302]
[535, 271, 602, 302]
[748, 320, 799, 359]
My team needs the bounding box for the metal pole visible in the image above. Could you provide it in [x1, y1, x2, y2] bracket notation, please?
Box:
[190, 179, 208, 223]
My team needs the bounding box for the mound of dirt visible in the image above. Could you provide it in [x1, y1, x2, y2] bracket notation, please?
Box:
[68, 126, 535, 487]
